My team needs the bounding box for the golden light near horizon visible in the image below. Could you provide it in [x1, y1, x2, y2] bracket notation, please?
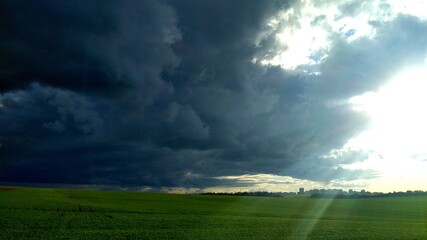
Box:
[344, 67, 427, 191]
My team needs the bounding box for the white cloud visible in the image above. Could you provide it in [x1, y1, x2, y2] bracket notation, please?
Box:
[332, 67, 427, 191]
[388, 0, 427, 19]
[210, 174, 369, 192]
[256, 0, 427, 71]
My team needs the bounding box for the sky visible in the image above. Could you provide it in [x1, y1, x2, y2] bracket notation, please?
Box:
[1, 0, 427, 193]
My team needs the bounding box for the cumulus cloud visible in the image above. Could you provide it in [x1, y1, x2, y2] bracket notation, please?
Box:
[1, 0, 427, 191]
[307, 15, 427, 101]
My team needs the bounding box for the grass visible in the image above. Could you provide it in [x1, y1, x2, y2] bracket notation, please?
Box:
[1, 186, 427, 239]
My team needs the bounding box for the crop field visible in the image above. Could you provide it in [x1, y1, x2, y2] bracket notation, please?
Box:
[1, 186, 427, 239]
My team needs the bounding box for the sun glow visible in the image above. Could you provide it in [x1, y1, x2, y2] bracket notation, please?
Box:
[344, 67, 427, 191]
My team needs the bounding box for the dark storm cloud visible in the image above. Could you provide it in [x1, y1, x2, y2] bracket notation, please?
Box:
[1, 1, 422, 189]
[0, 0, 184, 186]
[0, 0, 180, 98]
[0, 83, 103, 136]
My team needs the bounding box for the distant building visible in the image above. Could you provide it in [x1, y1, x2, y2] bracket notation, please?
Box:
[298, 188, 305, 195]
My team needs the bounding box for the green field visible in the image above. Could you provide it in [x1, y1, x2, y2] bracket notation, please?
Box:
[1, 186, 427, 239]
